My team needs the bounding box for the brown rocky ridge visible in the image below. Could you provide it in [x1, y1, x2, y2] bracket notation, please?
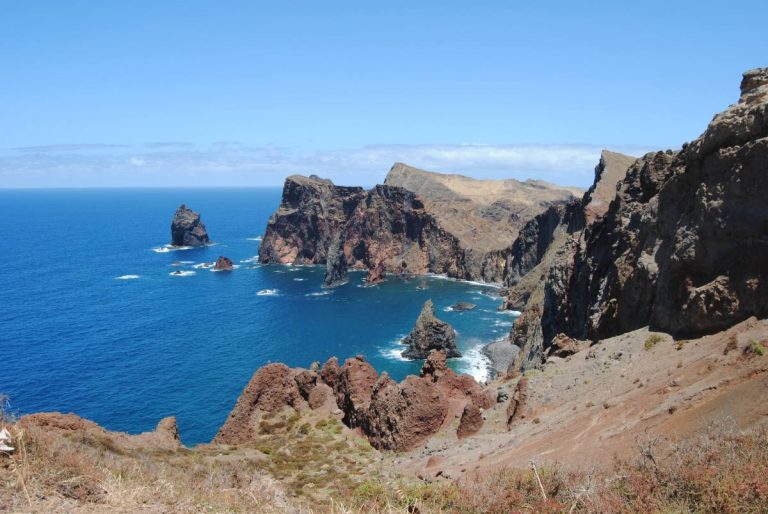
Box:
[170, 203, 209, 247]
[259, 164, 581, 283]
[215, 349, 493, 452]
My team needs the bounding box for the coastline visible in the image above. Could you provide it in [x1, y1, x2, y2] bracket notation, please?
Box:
[481, 337, 519, 378]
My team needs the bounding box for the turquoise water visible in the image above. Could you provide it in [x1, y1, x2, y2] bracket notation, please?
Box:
[0, 189, 515, 444]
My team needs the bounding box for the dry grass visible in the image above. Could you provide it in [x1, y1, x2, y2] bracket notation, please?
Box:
[333, 423, 768, 513]
[0, 408, 384, 513]
[2, 403, 767, 513]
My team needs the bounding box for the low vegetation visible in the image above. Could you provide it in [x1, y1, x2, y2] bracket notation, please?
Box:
[644, 333, 664, 351]
[337, 424, 768, 513]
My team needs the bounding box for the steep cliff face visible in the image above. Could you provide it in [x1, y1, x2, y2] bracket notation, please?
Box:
[260, 164, 581, 282]
[385, 163, 582, 280]
[548, 68, 768, 342]
[258, 175, 366, 265]
[171, 204, 210, 247]
[505, 151, 636, 371]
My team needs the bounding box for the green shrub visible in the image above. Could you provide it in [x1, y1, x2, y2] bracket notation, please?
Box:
[645, 334, 664, 350]
[745, 340, 766, 357]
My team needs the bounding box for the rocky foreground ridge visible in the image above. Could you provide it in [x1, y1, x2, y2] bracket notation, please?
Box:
[215, 350, 495, 452]
[258, 166, 581, 282]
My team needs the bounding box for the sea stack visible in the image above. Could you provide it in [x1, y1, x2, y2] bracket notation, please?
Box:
[171, 204, 209, 247]
[322, 232, 348, 288]
[213, 256, 233, 271]
[402, 300, 461, 359]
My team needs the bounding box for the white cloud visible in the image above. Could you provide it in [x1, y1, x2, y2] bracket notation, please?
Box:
[0, 143, 656, 188]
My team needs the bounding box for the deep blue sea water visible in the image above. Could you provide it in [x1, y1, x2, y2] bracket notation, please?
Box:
[0, 189, 516, 445]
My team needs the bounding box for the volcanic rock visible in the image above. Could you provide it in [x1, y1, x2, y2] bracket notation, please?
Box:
[363, 374, 448, 452]
[171, 204, 209, 247]
[334, 356, 379, 427]
[365, 259, 386, 285]
[456, 403, 483, 439]
[451, 302, 476, 311]
[548, 333, 586, 358]
[322, 232, 348, 288]
[506, 377, 529, 428]
[213, 256, 233, 271]
[546, 68, 768, 343]
[214, 363, 303, 444]
[260, 166, 581, 282]
[402, 300, 460, 360]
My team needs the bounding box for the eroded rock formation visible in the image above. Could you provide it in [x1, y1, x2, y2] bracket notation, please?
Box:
[402, 300, 460, 359]
[171, 204, 210, 247]
[260, 165, 581, 282]
[322, 232, 348, 287]
[216, 350, 495, 451]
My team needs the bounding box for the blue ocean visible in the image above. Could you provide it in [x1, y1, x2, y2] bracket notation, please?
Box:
[0, 189, 516, 445]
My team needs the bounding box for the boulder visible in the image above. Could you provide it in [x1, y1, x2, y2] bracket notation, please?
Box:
[365, 260, 386, 285]
[402, 300, 461, 359]
[548, 333, 586, 357]
[171, 204, 209, 247]
[451, 302, 476, 311]
[506, 377, 529, 428]
[457, 403, 483, 439]
[364, 374, 448, 451]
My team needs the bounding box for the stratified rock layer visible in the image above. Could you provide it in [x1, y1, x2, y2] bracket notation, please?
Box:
[402, 300, 460, 360]
[171, 204, 210, 247]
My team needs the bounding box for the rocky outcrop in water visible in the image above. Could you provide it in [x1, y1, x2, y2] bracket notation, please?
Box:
[322, 232, 348, 287]
[171, 204, 209, 247]
[213, 256, 233, 271]
[258, 175, 366, 265]
[402, 300, 460, 359]
[546, 68, 768, 343]
[216, 350, 494, 451]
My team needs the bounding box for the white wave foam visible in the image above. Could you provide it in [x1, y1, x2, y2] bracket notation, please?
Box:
[499, 310, 522, 316]
[293, 277, 307, 281]
[305, 290, 331, 297]
[246, 236, 263, 241]
[257, 288, 279, 296]
[153, 244, 193, 253]
[458, 345, 491, 383]
[443, 306, 454, 312]
[240, 255, 260, 263]
[193, 262, 214, 269]
[422, 273, 502, 289]
[115, 274, 140, 280]
[169, 270, 196, 277]
[379, 335, 409, 362]
[210, 264, 240, 272]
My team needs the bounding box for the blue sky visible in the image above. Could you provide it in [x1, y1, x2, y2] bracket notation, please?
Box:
[1, 1, 765, 187]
